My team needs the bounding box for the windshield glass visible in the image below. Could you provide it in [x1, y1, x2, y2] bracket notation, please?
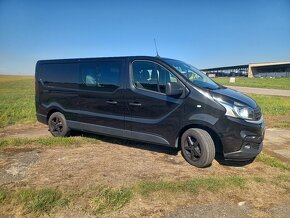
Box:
[163, 59, 220, 90]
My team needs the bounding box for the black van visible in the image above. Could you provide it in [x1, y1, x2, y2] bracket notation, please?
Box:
[35, 56, 265, 167]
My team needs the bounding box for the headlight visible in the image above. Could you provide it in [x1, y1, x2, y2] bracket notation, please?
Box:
[214, 97, 254, 120]
[233, 103, 254, 120]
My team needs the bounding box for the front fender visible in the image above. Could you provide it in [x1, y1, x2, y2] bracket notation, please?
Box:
[186, 113, 219, 127]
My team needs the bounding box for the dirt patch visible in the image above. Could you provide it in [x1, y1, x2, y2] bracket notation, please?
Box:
[267, 203, 290, 217]
[167, 202, 250, 218]
[0, 123, 49, 138]
[167, 201, 290, 218]
[0, 149, 39, 186]
[263, 128, 290, 164]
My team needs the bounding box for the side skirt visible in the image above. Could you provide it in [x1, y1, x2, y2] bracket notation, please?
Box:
[67, 120, 170, 146]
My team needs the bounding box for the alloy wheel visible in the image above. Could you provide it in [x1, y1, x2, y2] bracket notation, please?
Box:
[183, 136, 202, 161]
[50, 117, 63, 134]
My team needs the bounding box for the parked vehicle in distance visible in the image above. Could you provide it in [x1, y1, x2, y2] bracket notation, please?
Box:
[35, 56, 265, 168]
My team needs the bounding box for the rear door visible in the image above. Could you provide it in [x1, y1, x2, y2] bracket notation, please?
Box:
[125, 59, 185, 146]
[74, 59, 126, 134]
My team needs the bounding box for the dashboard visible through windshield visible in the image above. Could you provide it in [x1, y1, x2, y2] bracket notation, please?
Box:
[163, 58, 221, 90]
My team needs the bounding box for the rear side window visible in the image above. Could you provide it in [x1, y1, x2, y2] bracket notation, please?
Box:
[132, 61, 178, 94]
[41, 63, 79, 89]
[80, 61, 121, 92]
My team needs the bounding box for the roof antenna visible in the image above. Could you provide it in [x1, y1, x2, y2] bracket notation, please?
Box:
[154, 38, 160, 57]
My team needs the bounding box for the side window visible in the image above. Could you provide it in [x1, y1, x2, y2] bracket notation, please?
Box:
[156, 65, 178, 94]
[132, 61, 158, 92]
[132, 61, 179, 94]
[41, 63, 79, 89]
[80, 61, 121, 92]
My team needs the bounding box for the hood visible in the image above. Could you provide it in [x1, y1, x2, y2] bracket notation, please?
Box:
[210, 87, 257, 108]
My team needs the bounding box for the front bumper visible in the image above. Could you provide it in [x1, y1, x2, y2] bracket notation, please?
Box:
[214, 116, 265, 161]
[224, 142, 263, 160]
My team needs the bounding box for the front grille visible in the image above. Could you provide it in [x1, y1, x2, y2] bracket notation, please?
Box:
[253, 107, 262, 121]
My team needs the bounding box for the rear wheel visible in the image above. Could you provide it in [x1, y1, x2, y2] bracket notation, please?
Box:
[181, 128, 215, 168]
[48, 112, 70, 137]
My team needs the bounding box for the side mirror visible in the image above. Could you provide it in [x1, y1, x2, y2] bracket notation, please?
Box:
[166, 82, 184, 96]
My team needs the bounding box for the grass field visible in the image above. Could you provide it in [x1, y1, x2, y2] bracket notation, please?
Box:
[0, 75, 35, 128]
[0, 75, 290, 129]
[213, 77, 290, 90]
[249, 94, 290, 115]
[248, 94, 290, 129]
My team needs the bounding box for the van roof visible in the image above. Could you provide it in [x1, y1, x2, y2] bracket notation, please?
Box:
[37, 56, 167, 64]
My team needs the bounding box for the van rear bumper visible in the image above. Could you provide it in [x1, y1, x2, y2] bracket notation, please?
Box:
[36, 113, 47, 124]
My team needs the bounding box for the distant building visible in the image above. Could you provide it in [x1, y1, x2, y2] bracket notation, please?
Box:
[202, 61, 290, 78]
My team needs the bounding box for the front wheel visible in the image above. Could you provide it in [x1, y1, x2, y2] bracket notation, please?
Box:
[48, 112, 71, 137]
[181, 128, 215, 168]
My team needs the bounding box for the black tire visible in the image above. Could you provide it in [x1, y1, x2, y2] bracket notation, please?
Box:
[181, 128, 215, 168]
[48, 112, 71, 137]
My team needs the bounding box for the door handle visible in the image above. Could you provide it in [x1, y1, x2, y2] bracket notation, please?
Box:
[129, 102, 142, 107]
[106, 100, 118, 105]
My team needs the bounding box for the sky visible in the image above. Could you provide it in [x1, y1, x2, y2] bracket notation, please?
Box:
[0, 0, 289, 75]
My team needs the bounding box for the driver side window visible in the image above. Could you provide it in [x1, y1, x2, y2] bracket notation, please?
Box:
[132, 61, 179, 94]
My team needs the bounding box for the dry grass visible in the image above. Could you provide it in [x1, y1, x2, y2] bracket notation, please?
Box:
[0, 136, 100, 148]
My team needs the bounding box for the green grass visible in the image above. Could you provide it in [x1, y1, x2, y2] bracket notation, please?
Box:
[90, 186, 133, 214]
[249, 94, 290, 116]
[0, 136, 100, 148]
[213, 77, 290, 90]
[137, 176, 246, 196]
[248, 94, 290, 129]
[16, 188, 68, 214]
[0, 190, 8, 203]
[0, 188, 68, 215]
[0, 75, 35, 128]
[252, 176, 267, 183]
[257, 153, 290, 171]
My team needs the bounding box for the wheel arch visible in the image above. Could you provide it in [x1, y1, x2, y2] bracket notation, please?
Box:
[46, 108, 63, 123]
[175, 122, 223, 153]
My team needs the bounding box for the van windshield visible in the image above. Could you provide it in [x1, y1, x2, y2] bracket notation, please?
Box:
[163, 59, 220, 90]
